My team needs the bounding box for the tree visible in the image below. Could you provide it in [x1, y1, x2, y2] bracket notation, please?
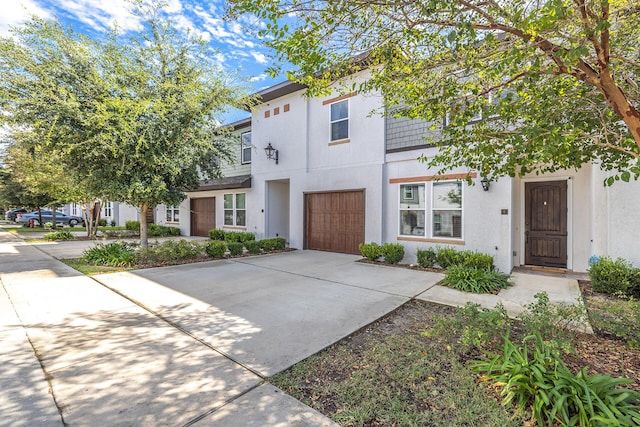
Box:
[229, 0, 640, 183]
[1, 2, 250, 246]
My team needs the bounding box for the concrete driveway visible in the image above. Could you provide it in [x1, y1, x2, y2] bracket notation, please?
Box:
[1, 231, 443, 426]
[94, 251, 443, 377]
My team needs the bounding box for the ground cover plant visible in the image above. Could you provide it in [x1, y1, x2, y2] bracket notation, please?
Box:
[440, 265, 511, 294]
[271, 298, 640, 427]
[43, 229, 75, 241]
[82, 242, 138, 267]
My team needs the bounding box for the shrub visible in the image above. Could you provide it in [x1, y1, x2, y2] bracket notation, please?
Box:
[125, 221, 140, 231]
[271, 237, 286, 250]
[259, 239, 275, 252]
[441, 265, 511, 294]
[245, 240, 262, 254]
[589, 256, 640, 297]
[227, 241, 244, 256]
[224, 231, 256, 243]
[435, 246, 463, 269]
[148, 224, 180, 237]
[110, 219, 116, 227]
[359, 242, 382, 261]
[209, 229, 226, 240]
[83, 242, 137, 267]
[471, 333, 640, 427]
[137, 240, 203, 264]
[205, 241, 227, 258]
[98, 218, 107, 227]
[460, 251, 494, 270]
[416, 247, 438, 268]
[43, 230, 75, 241]
[587, 298, 640, 348]
[382, 243, 405, 264]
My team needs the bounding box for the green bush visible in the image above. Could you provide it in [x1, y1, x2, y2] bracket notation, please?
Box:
[125, 221, 140, 231]
[98, 218, 108, 227]
[435, 246, 463, 269]
[589, 256, 640, 297]
[43, 230, 76, 241]
[227, 241, 244, 256]
[416, 247, 438, 268]
[205, 240, 227, 258]
[110, 219, 116, 227]
[209, 229, 226, 240]
[138, 240, 202, 264]
[225, 231, 256, 243]
[441, 265, 511, 294]
[148, 224, 180, 237]
[271, 237, 286, 250]
[359, 242, 382, 261]
[588, 298, 640, 348]
[460, 251, 494, 270]
[470, 333, 640, 427]
[83, 242, 137, 267]
[382, 243, 405, 264]
[245, 240, 262, 254]
[259, 239, 275, 252]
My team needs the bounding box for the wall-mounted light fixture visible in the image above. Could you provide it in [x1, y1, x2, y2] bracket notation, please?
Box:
[264, 143, 279, 165]
[480, 177, 490, 192]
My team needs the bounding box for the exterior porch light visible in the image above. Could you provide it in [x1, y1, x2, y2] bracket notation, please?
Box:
[480, 177, 490, 192]
[264, 143, 279, 165]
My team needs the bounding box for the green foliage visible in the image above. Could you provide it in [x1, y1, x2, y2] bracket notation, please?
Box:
[98, 218, 107, 227]
[587, 298, 640, 349]
[205, 240, 227, 258]
[227, 241, 244, 256]
[381, 243, 404, 264]
[148, 224, 180, 237]
[416, 247, 437, 268]
[435, 247, 494, 270]
[435, 247, 462, 269]
[224, 231, 256, 243]
[125, 221, 140, 231]
[110, 219, 116, 226]
[245, 240, 262, 254]
[259, 238, 285, 252]
[441, 265, 511, 294]
[518, 292, 587, 352]
[470, 334, 640, 426]
[43, 229, 75, 241]
[359, 242, 382, 261]
[209, 228, 226, 240]
[589, 257, 640, 298]
[82, 242, 137, 267]
[138, 239, 202, 263]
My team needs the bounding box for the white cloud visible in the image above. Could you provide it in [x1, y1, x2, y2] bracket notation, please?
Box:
[250, 51, 268, 64]
[0, 1, 52, 35]
[250, 73, 268, 82]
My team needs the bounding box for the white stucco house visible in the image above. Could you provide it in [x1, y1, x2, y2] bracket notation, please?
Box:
[172, 70, 639, 274]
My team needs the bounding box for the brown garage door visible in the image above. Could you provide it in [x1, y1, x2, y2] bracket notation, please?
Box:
[190, 197, 215, 237]
[305, 190, 365, 255]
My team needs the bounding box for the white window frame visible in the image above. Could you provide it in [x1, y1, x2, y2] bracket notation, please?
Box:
[224, 193, 246, 227]
[166, 205, 179, 223]
[399, 183, 426, 237]
[330, 99, 349, 141]
[103, 201, 112, 218]
[241, 131, 252, 164]
[431, 181, 463, 239]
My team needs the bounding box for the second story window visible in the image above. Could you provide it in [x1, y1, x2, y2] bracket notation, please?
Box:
[241, 131, 252, 164]
[330, 99, 349, 141]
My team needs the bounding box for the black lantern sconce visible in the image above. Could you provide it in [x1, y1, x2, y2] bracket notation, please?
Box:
[480, 177, 490, 192]
[264, 143, 279, 165]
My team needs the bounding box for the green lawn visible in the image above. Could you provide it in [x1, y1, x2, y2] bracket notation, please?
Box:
[60, 258, 135, 276]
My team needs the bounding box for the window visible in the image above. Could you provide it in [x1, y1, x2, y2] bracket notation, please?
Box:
[398, 181, 463, 239]
[399, 184, 426, 237]
[330, 99, 349, 141]
[432, 181, 462, 238]
[224, 193, 246, 227]
[103, 201, 112, 218]
[71, 203, 78, 216]
[241, 131, 252, 164]
[166, 205, 179, 223]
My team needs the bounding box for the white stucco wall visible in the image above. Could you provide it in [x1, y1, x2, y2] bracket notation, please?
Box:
[603, 176, 640, 267]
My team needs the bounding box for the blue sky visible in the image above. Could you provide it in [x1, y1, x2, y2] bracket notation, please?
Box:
[0, 0, 285, 123]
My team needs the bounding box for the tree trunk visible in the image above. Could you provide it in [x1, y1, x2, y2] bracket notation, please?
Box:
[140, 204, 149, 249]
[599, 74, 640, 152]
[37, 207, 42, 228]
[51, 207, 57, 230]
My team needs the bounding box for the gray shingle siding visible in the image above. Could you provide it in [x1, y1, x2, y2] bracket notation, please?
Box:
[385, 115, 443, 152]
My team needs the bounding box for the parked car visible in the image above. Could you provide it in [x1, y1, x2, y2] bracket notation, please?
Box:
[5, 208, 28, 222]
[16, 210, 85, 226]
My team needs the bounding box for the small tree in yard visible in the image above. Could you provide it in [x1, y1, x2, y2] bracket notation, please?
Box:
[229, 0, 640, 184]
[0, 1, 250, 246]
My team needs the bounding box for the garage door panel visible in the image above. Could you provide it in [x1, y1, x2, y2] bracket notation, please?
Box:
[305, 191, 364, 255]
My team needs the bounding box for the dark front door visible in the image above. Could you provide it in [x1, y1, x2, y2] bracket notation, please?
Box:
[190, 197, 215, 237]
[305, 190, 365, 255]
[525, 181, 567, 268]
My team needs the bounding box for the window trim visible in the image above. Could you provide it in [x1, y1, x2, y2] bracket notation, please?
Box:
[241, 131, 252, 164]
[166, 205, 180, 223]
[399, 183, 426, 238]
[103, 201, 112, 218]
[431, 180, 463, 240]
[223, 193, 247, 227]
[329, 99, 349, 142]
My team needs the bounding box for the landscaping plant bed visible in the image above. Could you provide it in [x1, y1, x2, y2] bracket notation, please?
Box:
[271, 299, 640, 426]
[356, 257, 443, 273]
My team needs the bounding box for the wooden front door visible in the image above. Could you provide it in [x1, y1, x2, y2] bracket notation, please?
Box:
[190, 197, 215, 237]
[305, 191, 365, 255]
[525, 181, 567, 268]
